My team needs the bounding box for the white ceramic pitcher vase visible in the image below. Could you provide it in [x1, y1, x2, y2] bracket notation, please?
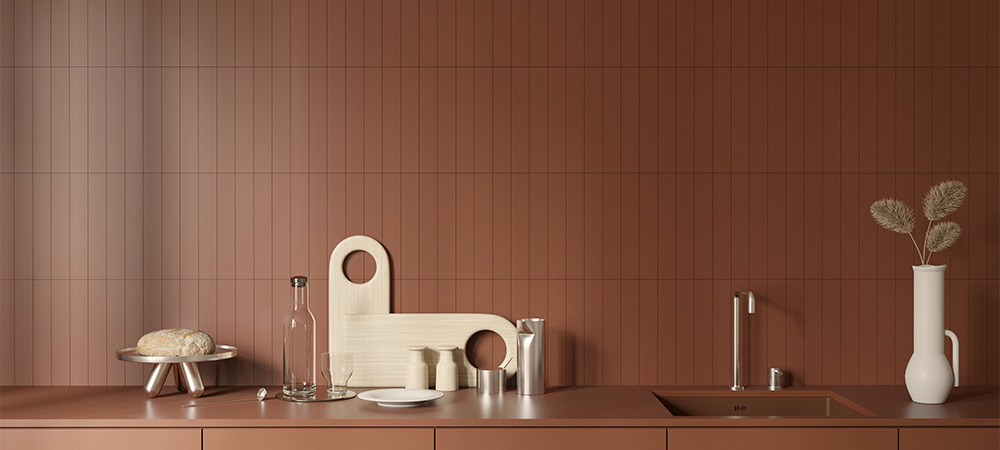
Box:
[904, 265, 960, 404]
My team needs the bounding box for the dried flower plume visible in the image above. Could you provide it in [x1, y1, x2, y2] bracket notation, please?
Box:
[925, 221, 961, 254]
[869, 180, 966, 266]
[923, 180, 967, 221]
[870, 199, 916, 233]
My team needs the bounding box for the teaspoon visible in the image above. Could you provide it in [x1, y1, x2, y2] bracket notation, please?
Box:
[182, 387, 267, 407]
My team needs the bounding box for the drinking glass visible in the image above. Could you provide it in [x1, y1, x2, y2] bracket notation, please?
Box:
[322, 352, 353, 398]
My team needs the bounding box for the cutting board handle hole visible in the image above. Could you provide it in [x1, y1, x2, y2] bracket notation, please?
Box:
[343, 250, 377, 284]
[466, 330, 508, 370]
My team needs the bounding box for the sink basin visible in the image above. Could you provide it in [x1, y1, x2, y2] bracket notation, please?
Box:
[653, 390, 877, 418]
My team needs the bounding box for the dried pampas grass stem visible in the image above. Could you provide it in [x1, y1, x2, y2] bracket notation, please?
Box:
[923, 180, 967, 221]
[925, 221, 961, 257]
[870, 198, 923, 264]
[870, 199, 916, 233]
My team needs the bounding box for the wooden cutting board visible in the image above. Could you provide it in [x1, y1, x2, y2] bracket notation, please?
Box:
[328, 235, 518, 387]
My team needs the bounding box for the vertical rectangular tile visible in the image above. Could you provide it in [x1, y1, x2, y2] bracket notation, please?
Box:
[676, 68, 694, 172]
[327, 0, 346, 65]
[823, 69, 841, 173]
[529, 174, 549, 280]
[822, 280, 841, 384]
[877, 280, 896, 384]
[544, 0, 567, 67]
[674, 280, 694, 385]
[858, 280, 878, 385]
[768, 0, 785, 66]
[603, 175, 621, 279]
[471, 0, 490, 66]
[217, 0, 234, 66]
[584, 174, 603, 279]
[657, 280, 676, 385]
[859, 69, 879, 173]
[453, 0, 471, 66]
[933, 0, 951, 67]
[437, 0, 454, 67]
[823, 175, 841, 278]
[785, 280, 804, 385]
[767, 175, 785, 279]
[933, 68, 951, 172]
[693, 69, 711, 173]
[841, 279, 860, 385]
[437, 173, 455, 280]
[566, 174, 585, 279]
[897, 0, 914, 66]
[401, 68, 419, 172]
[748, 175, 767, 280]
[803, 280, 822, 385]
[566, 69, 584, 173]
[584, 0, 602, 66]
[69, 280, 87, 385]
[859, 0, 877, 66]
[13, 68, 31, 174]
[951, 70, 971, 175]
[785, 174, 804, 279]
[730, 173, 748, 279]
[289, 0, 308, 65]
[326, 69, 344, 172]
[548, 174, 567, 279]
[33, 0, 51, 65]
[252, 279, 272, 385]
[951, 0, 970, 67]
[747, 69, 765, 173]
[841, 174, 860, 279]
[309, 0, 327, 66]
[693, 280, 712, 385]
[88, 281, 107, 385]
[419, 69, 437, 172]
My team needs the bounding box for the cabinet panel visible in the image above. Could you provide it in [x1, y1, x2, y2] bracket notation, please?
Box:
[668, 428, 896, 450]
[202, 427, 433, 450]
[0, 428, 201, 450]
[436, 428, 666, 450]
[899, 427, 1000, 450]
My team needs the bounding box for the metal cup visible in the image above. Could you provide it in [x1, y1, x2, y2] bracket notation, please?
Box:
[477, 369, 505, 394]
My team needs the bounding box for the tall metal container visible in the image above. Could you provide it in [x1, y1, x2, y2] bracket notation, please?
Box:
[516, 318, 545, 395]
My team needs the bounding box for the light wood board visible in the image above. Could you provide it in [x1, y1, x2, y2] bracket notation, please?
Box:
[328, 235, 518, 387]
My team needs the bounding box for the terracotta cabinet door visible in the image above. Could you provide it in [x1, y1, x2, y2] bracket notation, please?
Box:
[436, 428, 666, 450]
[899, 427, 1000, 450]
[202, 427, 433, 450]
[0, 428, 201, 450]
[668, 428, 896, 450]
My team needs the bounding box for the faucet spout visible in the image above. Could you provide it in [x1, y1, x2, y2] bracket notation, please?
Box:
[732, 291, 756, 391]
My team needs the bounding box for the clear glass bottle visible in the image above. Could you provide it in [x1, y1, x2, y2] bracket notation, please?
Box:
[283, 276, 316, 398]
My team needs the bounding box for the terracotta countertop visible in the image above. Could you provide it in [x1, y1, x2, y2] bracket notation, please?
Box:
[1, 385, 997, 428]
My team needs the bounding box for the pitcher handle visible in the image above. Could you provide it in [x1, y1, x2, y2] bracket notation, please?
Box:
[944, 330, 959, 387]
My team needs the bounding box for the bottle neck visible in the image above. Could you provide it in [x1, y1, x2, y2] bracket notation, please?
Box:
[292, 286, 309, 308]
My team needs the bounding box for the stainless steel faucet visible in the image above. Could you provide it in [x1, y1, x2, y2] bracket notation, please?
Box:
[731, 291, 756, 390]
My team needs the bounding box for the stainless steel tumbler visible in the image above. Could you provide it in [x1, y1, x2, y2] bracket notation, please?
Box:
[477, 369, 505, 394]
[516, 318, 545, 395]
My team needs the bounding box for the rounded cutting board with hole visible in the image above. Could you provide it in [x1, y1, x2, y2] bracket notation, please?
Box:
[328, 235, 518, 388]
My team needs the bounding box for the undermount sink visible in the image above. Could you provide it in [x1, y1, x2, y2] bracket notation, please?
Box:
[653, 390, 877, 418]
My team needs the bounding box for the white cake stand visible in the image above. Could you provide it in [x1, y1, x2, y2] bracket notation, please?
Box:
[115, 345, 238, 398]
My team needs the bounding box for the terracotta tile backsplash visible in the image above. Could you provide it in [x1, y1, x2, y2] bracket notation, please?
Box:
[1, 0, 998, 388]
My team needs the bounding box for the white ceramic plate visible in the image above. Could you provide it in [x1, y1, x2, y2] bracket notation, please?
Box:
[357, 389, 444, 408]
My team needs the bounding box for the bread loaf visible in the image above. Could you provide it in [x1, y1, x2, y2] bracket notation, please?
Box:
[137, 328, 216, 357]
